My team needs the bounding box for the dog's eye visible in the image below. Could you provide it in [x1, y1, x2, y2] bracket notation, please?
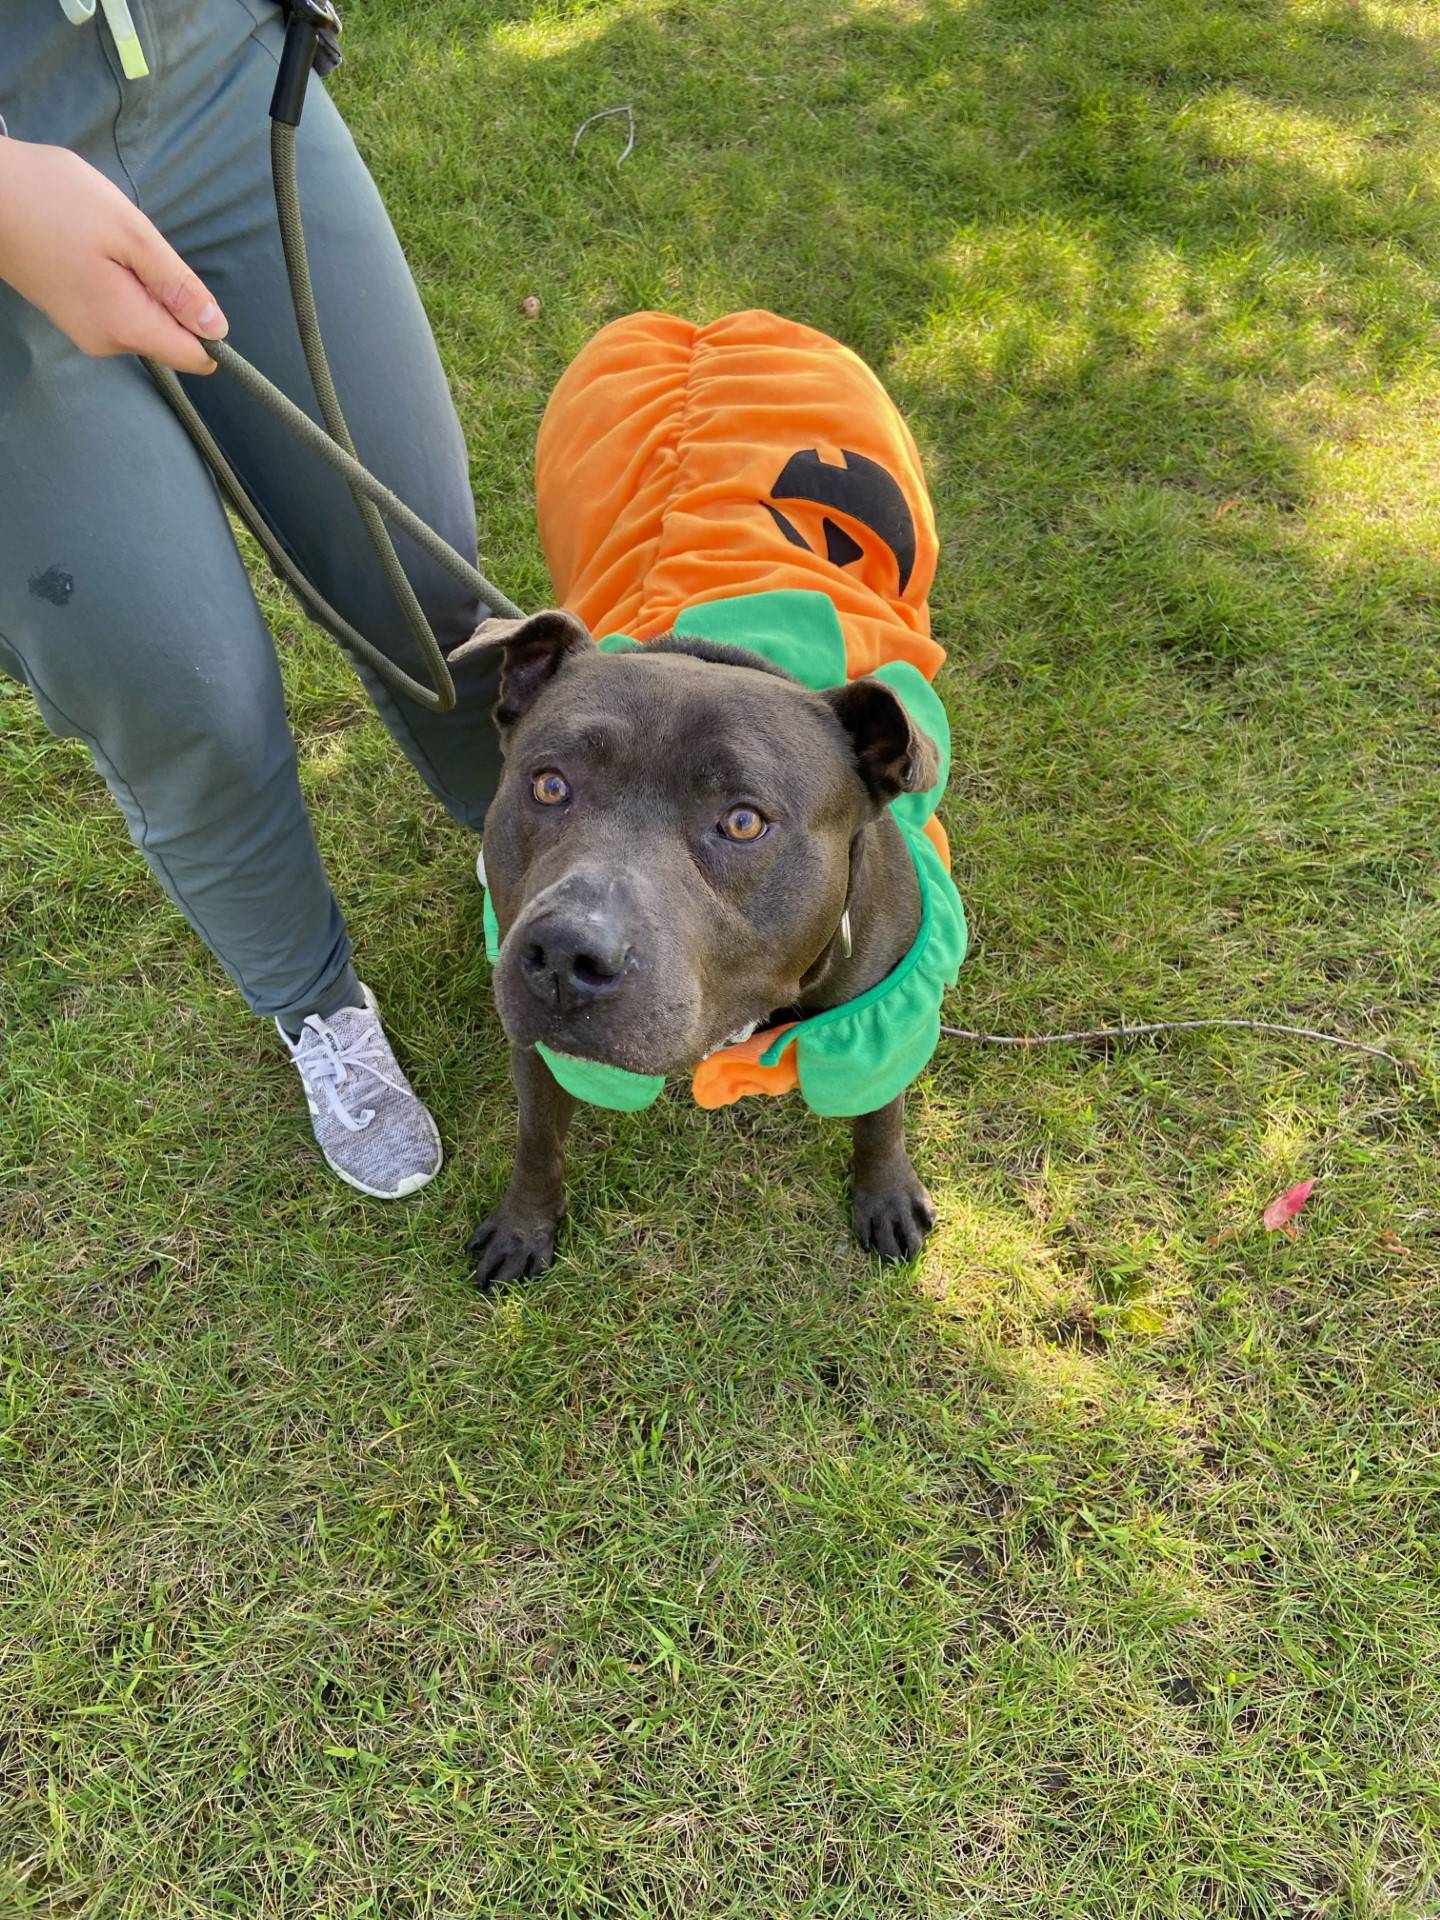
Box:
[531, 770, 570, 806]
[719, 805, 768, 842]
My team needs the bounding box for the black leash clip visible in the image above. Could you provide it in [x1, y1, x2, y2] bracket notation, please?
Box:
[271, 0, 342, 126]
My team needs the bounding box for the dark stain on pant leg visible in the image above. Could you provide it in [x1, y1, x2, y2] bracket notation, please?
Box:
[29, 566, 74, 608]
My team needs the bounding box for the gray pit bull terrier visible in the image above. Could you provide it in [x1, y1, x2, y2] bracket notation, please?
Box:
[456, 610, 947, 1288]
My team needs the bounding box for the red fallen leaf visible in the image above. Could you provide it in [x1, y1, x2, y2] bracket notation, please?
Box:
[1263, 1180, 1315, 1239]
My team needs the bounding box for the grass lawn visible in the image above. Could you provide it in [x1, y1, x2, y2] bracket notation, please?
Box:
[4, 0, 1440, 1912]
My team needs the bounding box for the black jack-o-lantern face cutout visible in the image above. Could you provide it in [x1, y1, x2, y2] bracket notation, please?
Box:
[760, 447, 918, 595]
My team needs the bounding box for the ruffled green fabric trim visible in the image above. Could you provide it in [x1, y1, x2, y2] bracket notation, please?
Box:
[483, 589, 967, 1115]
[536, 1046, 666, 1109]
[756, 821, 966, 1116]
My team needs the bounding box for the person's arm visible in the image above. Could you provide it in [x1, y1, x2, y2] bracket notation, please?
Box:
[0, 138, 228, 375]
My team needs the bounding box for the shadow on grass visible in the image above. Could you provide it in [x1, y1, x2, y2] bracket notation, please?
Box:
[4, 1, 1440, 1911]
[345, 0, 1439, 1458]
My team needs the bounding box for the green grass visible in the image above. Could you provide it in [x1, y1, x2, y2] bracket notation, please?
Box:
[3, 0, 1440, 1912]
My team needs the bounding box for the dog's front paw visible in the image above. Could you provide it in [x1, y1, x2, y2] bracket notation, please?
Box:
[853, 1164, 936, 1263]
[466, 1207, 561, 1289]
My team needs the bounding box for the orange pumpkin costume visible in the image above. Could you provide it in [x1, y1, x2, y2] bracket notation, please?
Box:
[536, 309, 942, 682]
[516, 309, 961, 1112]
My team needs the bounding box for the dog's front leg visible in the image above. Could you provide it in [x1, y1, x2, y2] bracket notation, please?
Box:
[468, 1046, 577, 1288]
[849, 1093, 937, 1262]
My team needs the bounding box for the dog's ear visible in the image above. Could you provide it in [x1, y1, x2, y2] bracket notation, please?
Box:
[447, 609, 592, 728]
[823, 677, 940, 805]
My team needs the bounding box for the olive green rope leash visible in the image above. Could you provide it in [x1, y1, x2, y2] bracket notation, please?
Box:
[143, 124, 520, 715]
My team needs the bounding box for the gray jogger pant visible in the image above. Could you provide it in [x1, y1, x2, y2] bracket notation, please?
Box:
[0, 0, 503, 1025]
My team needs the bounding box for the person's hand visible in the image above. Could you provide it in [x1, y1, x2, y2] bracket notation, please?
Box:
[0, 139, 228, 375]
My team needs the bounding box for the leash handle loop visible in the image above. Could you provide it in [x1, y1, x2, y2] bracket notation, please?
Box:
[144, 55, 522, 715]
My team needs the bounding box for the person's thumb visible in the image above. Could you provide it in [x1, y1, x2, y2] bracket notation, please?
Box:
[122, 217, 229, 344]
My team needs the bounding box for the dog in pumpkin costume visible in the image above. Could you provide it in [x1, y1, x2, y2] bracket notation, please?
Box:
[456, 311, 967, 1285]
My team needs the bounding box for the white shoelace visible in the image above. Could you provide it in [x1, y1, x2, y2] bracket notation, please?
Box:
[285, 1013, 410, 1134]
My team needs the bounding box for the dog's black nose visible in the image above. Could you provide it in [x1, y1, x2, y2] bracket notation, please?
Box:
[520, 914, 633, 1012]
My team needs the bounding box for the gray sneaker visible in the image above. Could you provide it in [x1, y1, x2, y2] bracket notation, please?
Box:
[279, 985, 442, 1198]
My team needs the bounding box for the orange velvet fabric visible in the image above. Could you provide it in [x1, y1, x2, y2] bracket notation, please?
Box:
[535, 309, 942, 680]
[690, 1024, 800, 1110]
